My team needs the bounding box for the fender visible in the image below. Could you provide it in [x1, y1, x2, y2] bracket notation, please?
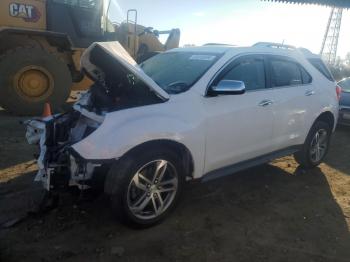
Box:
[301, 96, 338, 143]
[71, 108, 206, 179]
[0, 27, 72, 50]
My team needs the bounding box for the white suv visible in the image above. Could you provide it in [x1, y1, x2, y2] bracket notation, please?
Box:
[26, 41, 339, 226]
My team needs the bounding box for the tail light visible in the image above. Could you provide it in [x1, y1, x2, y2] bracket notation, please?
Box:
[336, 85, 342, 101]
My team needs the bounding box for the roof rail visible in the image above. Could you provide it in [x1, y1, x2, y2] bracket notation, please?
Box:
[253, 42, 296, 50]
[203, 43, 234, 46]
[297, 47, 313, 55]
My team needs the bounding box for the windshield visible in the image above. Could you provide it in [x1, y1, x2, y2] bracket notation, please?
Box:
[338, 79, 350, 92]
[140, 52, 221, 94]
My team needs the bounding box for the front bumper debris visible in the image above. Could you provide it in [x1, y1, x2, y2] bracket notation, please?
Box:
[25, 118, 50, 190]
[25, 110, 104, 191]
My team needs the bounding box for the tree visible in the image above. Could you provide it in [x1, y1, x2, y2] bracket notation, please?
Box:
[328, 57, 350, 81]
[344, 52, 350, 67]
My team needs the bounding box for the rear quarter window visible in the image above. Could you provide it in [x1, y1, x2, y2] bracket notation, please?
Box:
[308, 58, 334, 81]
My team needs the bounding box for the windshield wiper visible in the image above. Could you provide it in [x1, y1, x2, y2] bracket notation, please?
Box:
[166, 81, 189, 94]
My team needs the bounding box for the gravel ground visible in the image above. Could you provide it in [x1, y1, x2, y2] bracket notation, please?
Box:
[0, 108, 350, 262]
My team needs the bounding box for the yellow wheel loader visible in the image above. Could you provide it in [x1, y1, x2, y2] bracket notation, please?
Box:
[0, 0, 180, 115]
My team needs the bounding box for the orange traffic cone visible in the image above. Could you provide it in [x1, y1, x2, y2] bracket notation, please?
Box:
[42, 102, 52, 118]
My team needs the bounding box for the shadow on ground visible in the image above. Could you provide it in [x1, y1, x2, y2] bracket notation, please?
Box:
[324, 125, 350, 176]
[0, 109, 37, 171]
[0, 163, 349, 262]
[1, 106, 349, 261]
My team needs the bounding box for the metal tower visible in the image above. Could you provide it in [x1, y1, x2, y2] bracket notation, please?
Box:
[320, 7, 343, 65]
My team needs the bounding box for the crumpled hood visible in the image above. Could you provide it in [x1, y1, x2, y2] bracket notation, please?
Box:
[80, 41, 169, 100]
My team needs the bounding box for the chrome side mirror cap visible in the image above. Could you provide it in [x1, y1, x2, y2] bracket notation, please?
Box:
[209, 80, 246, 95]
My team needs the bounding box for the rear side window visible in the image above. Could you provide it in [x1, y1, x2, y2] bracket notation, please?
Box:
[269, 58, 312, 87]
[308, 58, 334, 81]
[270, 60, 302, 87]
[221, 59, 266, 91]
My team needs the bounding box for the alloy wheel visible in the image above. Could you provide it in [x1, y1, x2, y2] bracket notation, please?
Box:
[127, 160, 178, 220]
[309, 128, 328, 163]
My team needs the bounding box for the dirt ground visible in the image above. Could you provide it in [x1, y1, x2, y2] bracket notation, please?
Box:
[0, 108, 350, 262]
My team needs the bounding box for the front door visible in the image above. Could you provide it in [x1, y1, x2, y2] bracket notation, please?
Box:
[203, 55, 275, 173]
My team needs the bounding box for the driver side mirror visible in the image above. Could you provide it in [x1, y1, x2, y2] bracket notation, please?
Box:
[209, 80, 246, 96]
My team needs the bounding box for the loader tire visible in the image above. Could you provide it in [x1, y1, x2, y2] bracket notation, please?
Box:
[0, 47, 72, 115]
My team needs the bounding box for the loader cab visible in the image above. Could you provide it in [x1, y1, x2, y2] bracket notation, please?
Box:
[46, 0, 105, 48]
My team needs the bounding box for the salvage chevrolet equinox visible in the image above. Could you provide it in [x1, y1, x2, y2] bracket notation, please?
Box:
[26, 41, 339, 226]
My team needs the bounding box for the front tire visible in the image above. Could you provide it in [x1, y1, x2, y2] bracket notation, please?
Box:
[105, 148, 185, 227]
[294, 121, 332, 168]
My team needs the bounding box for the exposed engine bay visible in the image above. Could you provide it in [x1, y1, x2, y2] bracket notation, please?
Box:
[25, 42, 167, 191]
[82, 44, 163, 114]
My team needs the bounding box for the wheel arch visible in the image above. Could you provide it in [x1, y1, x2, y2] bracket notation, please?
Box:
[104, 139, 195, 195]
[122, 139, 195, 179]
[0, 27, 73, 51]
[299, 110, 336, 146]
[315, 111, 336, 131]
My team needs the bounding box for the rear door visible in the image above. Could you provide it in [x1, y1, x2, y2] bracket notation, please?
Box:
[266, 55, 316, 150]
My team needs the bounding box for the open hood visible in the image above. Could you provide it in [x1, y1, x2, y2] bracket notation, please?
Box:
[80, 41, 170, 100]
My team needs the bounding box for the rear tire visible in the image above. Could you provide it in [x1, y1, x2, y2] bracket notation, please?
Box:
[0, 47, 72, 115]
[294, 121, 332, 168]
[105, 147, 185, 227]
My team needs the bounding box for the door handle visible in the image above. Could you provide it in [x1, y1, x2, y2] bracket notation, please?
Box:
[305, 90, 315, 96]
[258, 99, 274, 107]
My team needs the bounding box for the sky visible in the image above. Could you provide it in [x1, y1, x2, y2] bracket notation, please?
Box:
[107, 0, 350, 58]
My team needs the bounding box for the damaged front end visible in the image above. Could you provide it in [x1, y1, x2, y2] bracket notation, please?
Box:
[25, 108, 105, 191]
[25, 41, 168, 191]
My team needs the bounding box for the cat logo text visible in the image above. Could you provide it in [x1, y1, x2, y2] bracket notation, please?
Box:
[9, 3, 41, 23]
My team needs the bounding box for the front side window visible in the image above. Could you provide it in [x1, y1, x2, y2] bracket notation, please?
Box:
[220, 59, 266, 91]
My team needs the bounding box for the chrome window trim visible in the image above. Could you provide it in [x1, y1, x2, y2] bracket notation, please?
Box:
[205, 53, 314, 96]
